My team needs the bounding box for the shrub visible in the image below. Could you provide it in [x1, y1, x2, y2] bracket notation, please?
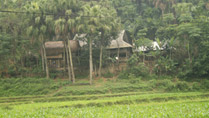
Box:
[127, 54, 138, 66]
[154, 56, 177, 76]
[156, 79, 174, 89]
[148, 79, 175, 91]
[103, 72, 114, 78]
[129, 63, 149, 77]
[0, 78, 69, 97]
[129, 77, 142, 84]
[50, 69, 59, 79]
[175, 81, 190, 91]
[148, 79, 157, 88]
[201, 79, 209, 89]
[8, 65, 17, 77]
[118, 71, 129, 79]
[128, 73, 136, 79]
[192, 82, 201, 91]
[118, 63, 149, 79]
[164, 81, 190, 92]
[145, 74, 158, 80]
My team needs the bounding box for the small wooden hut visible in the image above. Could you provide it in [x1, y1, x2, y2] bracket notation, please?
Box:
[45, 40, 80, 70]
[106, 30, 133, 62]
[73, 31, 133, 61]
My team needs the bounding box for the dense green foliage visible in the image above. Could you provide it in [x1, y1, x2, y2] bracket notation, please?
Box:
[0, 0, 209, 79]
[113, 0, 209, 78]
[1, 1, 209, 117]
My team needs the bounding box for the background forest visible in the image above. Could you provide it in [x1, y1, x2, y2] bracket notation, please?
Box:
[0, 0, 209, 80]
[1, 1, 209, 117]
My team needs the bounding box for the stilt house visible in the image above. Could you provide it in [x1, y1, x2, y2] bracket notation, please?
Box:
[106, 30, 133, 62]
[45, 40, 80, 70]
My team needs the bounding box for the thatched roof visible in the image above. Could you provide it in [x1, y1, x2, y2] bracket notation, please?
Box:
[73, 34, 88, 47]
[45, 40, 80, 56]
[45, 41, 64, 49]
[72, 30, 132, 49]
[135, 41, 165, 52]
[206, 3, 209, 10]
[106, 30, 132, 49]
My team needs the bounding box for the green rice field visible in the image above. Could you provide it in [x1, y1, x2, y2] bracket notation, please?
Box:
[0, 92, 209, 118]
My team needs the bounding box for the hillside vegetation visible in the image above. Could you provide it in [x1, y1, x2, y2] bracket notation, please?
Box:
[0, 77, 209, 97]
[0, 1, 209, 117]
[0, 0, 209, 81]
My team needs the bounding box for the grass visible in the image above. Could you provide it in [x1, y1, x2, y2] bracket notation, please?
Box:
[0, 78, 71, 97]
[0, 77, 208, 97]
[1, 92, 208, 106]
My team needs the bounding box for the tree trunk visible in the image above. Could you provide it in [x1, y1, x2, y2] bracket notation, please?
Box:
[41, 48, 45, 71]
[188, 41, 191, 64]
[116, 40, 120, 71]
[21, 56, 24, 78]
[68, 40, 75, 83]
[89, 39, 93, 85]
[65, 41, 72, 81]
[170, 49, 172, 60]
[162, 10, 164, 18]
[42, 44, 49, 79]
[63, 43, 66, 76]
[99, 33, 104, 78]
[98, 45, 103, 78]
[94, 64, 97, 77]
[143, 51, 145, 64]
[13, 38, 17, 75]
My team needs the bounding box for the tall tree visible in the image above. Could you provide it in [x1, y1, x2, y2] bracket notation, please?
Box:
[97, 2, 121, 78]
[78, 4, 103, 84]
[51, 0, 82, 82]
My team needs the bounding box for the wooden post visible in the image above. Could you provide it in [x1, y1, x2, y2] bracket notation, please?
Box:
[98, 45, 103, 77]
[89, 39, 93, 85]
[116, 40, 120, 71]
[41, 48, 45, 71]
[43, 44, 49, 79]
[68, 40, 75, 83]
[58, 59, 60, 68]
[65, 41, 72, 81]
[63, 42, 66, 76]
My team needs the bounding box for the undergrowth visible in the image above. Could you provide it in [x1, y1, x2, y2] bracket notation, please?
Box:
[0, 78, 70, 97]
[0, 77, 208, 97]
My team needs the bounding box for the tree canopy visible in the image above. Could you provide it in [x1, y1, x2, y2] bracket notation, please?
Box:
[0, 0, 209, 79]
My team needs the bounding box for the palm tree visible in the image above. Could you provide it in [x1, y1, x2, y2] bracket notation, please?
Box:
[25, 0, 56, 79]
[152, 0, 176, 17]
[97, 7, 121, 78]
[78, 4, 102, 85]
[78, 3, 121, 83]
[52, 0, 81, 83]
[27, 17, 50, 79]
[54, 18, 77, 83]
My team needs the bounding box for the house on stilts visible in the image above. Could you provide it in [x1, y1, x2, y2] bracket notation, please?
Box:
[44, 40, 80, 70]
[107, 30, 132, 62]
[44, 30, 133, 73]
